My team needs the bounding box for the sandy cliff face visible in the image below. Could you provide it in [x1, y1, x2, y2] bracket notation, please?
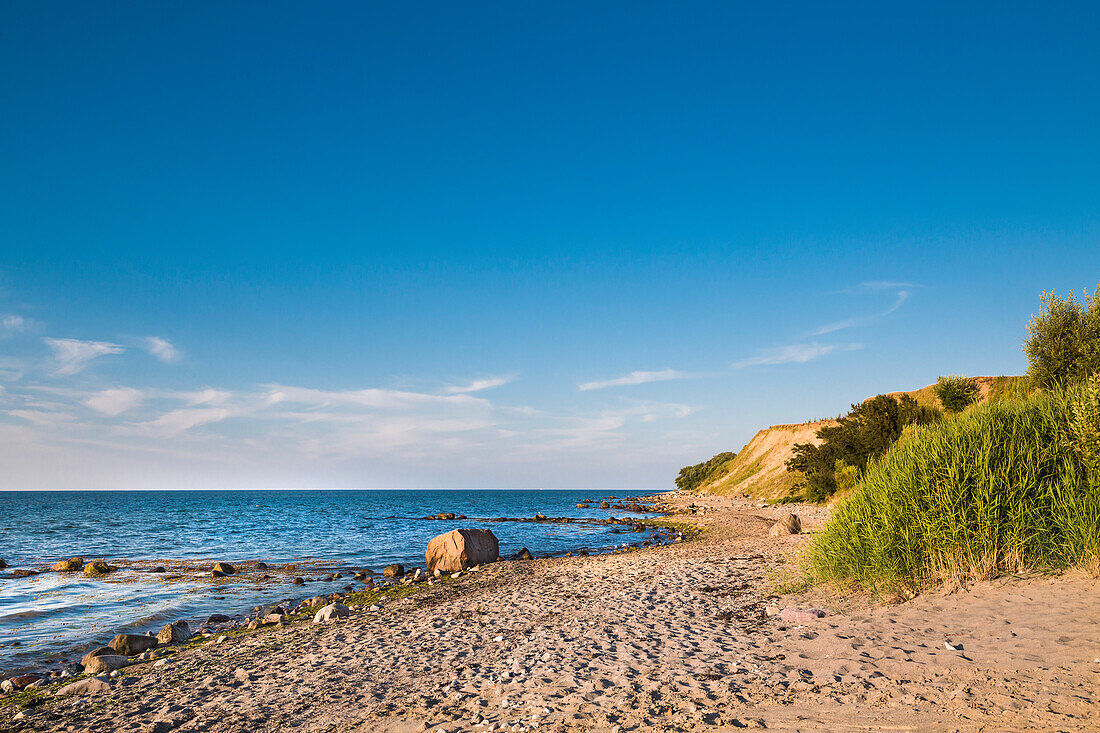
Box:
[699, 420, 836, 499]
[700, 376, 1028, 500]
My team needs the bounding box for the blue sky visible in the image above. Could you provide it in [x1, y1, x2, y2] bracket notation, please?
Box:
[0, 2, 1097, 489]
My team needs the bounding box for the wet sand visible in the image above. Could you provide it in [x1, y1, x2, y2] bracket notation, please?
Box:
[2, 491, 1097, 732]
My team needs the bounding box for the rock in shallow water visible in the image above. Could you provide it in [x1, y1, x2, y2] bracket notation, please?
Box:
[110, 633, 158, 656]
[52, 557, 84, 572]
[382, 564, 404, 578]
[157, 620, 191, 644]
[83, 560, 112, 577]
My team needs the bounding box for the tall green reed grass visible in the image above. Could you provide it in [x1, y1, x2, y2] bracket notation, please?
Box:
[807, 380, 1100, 593]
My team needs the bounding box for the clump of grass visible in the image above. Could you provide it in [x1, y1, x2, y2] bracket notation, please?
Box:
[806, 386, 1100, 595]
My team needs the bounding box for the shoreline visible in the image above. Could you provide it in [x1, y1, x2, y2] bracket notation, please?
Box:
[2, 490, 1097, 731]
[0, 500, 678, 679]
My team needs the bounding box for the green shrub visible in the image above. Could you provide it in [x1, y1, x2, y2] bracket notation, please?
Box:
[786, 394, 941, 502]
[806, 389, 1100, 593]
[675, 451, 736, 491]
[933, 375, 979, 412]
[833, 459, 860, 496]
[1024, 283, 1100, 389]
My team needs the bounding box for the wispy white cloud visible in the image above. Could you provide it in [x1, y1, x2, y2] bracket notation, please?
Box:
[144, 336, 180, 363]
[44, 338, 125, 376]
[846, 281, 916, 293]
[2, 315, 26, 334]
[812, 283, 915, 335]
[83, 388, 143, 416]
[140, 407, 232, 436]
[442, 376, 514, 395]
[732, 342, 860, 368]
[578, 368, 684, 392]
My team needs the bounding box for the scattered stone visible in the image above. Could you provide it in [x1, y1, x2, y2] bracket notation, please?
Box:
[425, 528, 500, 573]
[153, 658, 169, 667]
[313, 603, 351, 623]
[534, 513, 547, 520]
[779, 607, 826, 624]
[52, 557, 84, 572]
[0, 559, 6, 568]
[255, 561, 269, 570]
[437, 512, 456, 520]
[945, 640, 963, 651]
[769, 514, 802, 537]
[354, 571, 369, 580]
[368, 604, 381, 611]
[110, 633, 159, 656]
[157, 620, 192, 644]
[81, 647, 116, 667]
[55, 677, 111, 697]
[515, 547, 533, 561]
[293, 576, 305, 585]
[83, 654, 129, 674]
[9, 674, 40, 690]
[382, 564, 405, 578]
[83, 560, 112, 577]
[600, 501, 610, 509]
[576, 503, 590, 508]
[207, 613, 231, 624]
[11, 569, 38, 577]
[213, 562, 236, 575]
[149, 566, 167, 573]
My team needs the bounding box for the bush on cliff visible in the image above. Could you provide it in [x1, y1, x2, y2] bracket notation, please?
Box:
[786, 394, 942, 502]
[1024, 283, 1100, 389]
[933, 375, 979, 412]
[675, 451, 736, 491]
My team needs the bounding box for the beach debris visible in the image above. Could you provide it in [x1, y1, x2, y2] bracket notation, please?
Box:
[425, 528, 500, 573]
[769, 514, 802, 537]
[55, 677, 111, 697]
[157, 620, 192, 644]
[382, 563, 405, 578]
[111, 633, 159, 656]
[83, 559, 113, 577]
[313, 602, 350, 623]
[83, 654, 129, 674]
[779, 607, 826, 624]
[51, 556, 84, 572]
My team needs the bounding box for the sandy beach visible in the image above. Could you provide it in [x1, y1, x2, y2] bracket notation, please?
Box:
[2, 491, 1097, 733]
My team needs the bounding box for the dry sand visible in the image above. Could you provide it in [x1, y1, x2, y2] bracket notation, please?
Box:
[3, 491, 1098, 732]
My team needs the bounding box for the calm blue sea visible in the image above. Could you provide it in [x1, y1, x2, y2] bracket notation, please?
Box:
[0, 489, 661, 674]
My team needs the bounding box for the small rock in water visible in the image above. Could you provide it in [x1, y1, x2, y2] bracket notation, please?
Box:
[150, 566, 167, 573]
[207, 613, 231, 624]
[437, 512, 456, 520]
[382, 564, 405, 578]
[255, 561, 269, 570]
[514, 547, 533, 561]
[293, 577, 305, 585]
[52, 557, 85, 572]
[212, 562, 236, 575]
[0, 559, 6, 569]
[83, 560, 112, 577]
[157, 620, 192, 644]
[110, 633, 158, 656]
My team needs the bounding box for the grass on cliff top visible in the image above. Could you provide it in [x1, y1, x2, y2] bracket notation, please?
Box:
[806, 386, 1100, 595]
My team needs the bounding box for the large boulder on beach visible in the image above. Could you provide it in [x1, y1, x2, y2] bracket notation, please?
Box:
[83, 654, 129, 674]
[156, 621, 192, 644]
[83, 560, 112, 577]
[313, 602, 350, 623]
[110, 633, 158, 656]
[52, 557, 84, 572]
[425, 528, 499, 573]
[769, 514, 802, 537]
